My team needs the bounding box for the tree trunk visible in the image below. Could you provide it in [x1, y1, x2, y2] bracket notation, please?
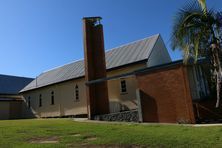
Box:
[211, 43, 222, 107]
[216, 73, 221, 107]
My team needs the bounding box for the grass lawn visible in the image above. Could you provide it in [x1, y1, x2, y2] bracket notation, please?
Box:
[0, 119, 222, 147]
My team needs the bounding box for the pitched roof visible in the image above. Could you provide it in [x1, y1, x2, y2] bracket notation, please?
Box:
[0, 98, 22, 101]
[20, 34, 160, 92]
[0, 74, 34, 95]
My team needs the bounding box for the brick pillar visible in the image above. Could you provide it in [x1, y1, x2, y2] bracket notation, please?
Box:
[83, 17, 109, 119]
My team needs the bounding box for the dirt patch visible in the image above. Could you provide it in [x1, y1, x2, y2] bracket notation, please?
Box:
[86, 137, 97, 141]
[82, 135, 97, 141]
[69, 144, 147, 148]
[73, 133, 81, 137]
[68, 133, 81, 137]
[28, 136, 59, 144]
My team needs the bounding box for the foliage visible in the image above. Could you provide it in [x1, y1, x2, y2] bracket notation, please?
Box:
[171, 0, 222, 107]
[171, 2, 221, 62]
[217, 12, 222, 42]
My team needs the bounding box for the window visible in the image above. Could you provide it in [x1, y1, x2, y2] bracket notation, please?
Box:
[39, 94, 42, 107]
[75, 85, 79, 101]
[120, 79, 127, 93]
[28, 96, 31, 108]
[51, 91, 54, 105]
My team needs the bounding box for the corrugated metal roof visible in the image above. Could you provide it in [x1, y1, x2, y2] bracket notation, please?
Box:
[0, 74, 34, 94]
[20, 34, 160, 92]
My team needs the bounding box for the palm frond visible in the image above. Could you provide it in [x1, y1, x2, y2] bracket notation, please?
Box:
[194, 34, 200, 63]
[171, 1, 203, 50]
[197, 0, 207, 15]
[171, 0, 218, 64]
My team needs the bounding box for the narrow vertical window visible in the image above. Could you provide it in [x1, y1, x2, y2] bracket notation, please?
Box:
[75, 85, 79, 101]
[120, 79, 127, 93]
[28, 96, 31, 108]
[39, 94, 42, 107]
[51, 91, 54, 105]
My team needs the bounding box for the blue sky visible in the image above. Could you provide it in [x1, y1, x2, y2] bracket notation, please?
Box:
[0, 0, 221, 78]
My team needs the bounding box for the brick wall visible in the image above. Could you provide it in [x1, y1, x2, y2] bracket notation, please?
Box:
[136, 64, 195, 123]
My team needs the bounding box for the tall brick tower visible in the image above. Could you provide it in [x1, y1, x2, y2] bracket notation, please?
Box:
[83, 17, 109, 119]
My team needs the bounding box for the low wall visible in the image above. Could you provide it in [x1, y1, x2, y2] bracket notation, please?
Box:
[94, 110, 139, 122]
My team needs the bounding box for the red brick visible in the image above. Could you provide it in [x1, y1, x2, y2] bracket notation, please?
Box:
[83, 17, 109, 118]
[136, 65, 195, 123]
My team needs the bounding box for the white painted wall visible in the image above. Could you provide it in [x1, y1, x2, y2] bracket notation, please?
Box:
[21, 63, 147, 117]
[147, 35, 171, 67]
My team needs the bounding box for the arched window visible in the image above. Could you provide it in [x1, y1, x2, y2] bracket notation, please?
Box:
[51, 91, 54, 105]
[39, 94, 42, 107]
[120, 79, 127, 93]
[75, 85, 79, 101]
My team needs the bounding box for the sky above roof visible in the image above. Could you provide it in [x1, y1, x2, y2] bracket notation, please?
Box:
[0, 0, 221, 78]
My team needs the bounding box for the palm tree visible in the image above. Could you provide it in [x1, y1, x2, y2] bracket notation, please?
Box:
[171, 0, 222, 107]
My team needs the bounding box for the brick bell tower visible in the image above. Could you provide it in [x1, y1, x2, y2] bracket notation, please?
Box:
[83, 17, 109, 119]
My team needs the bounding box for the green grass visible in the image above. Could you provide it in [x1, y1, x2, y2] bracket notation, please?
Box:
[0, 119, 222, 148]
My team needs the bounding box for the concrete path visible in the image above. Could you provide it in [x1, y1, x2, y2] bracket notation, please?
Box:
[193, 124, 222, 127]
